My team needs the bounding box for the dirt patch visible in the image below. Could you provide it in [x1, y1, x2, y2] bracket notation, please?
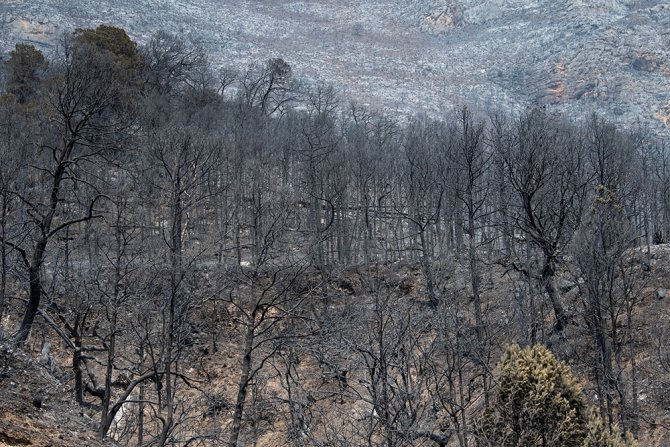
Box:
[0, 342, 115, 447]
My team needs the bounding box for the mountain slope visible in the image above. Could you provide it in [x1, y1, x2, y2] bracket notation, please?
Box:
[1, 0, 669, 133]
[0, 342, 116, 447]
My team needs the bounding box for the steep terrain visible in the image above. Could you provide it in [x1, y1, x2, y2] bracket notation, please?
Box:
[0, 342, 116, 447]
[1, 0, 669, 135]
[2, 2, 670, 445]
[3, 245, 670, 446]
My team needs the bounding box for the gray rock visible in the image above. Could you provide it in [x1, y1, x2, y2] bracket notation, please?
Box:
[0, 0, 668, 136]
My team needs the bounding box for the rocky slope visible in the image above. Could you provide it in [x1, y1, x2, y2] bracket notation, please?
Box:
[0, 0, 669, 130]
[0, 342, 116, 447]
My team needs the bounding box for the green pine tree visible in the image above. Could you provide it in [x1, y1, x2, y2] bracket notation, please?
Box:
[477, 344, 639, 447]
[3, 44, 47, 103]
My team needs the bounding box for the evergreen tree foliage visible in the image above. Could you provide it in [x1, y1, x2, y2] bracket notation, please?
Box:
[477, 344, 639, 447]
[73, 25, 143, 87]
[3, 44, 48, 103]
[74, 25, 139, 62]
[583, 408, 639, 447]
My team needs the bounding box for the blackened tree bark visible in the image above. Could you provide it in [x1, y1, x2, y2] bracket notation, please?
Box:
[225, 198, 307, 447]
[143, 119, 218, 446]
[495, 108, 588, 333]
[451, 106, 493, 404]
[13, 35, 134, 344]
[573, 185, 640, 432]
[399, 117, 444, 307]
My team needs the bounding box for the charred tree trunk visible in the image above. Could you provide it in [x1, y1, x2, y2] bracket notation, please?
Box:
[228, 315, 255, 447]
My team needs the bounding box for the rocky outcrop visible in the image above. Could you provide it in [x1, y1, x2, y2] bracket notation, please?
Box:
[0, 0, 668, 135]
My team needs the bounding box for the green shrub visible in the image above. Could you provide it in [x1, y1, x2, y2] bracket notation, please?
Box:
[477, 344, 638, 447]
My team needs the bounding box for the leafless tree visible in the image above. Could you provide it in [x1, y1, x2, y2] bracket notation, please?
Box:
[396, 117, 445, 307]
[223, 195, 308, 447]
[494, 108, 589, 334]
[573, 185, 641, 434]
[11, 35, 134, 344]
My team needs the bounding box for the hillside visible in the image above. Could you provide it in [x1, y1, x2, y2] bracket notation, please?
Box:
[1, 3, 670, 446]
[0, 342, 116, 447]
[3, 246, 670, 446]
[1, 0, 669, 134]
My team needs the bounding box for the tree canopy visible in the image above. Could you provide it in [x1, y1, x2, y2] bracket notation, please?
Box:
[3, 44, 48, 103]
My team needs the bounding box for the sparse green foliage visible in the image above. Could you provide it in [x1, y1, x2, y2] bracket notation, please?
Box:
[240, 57, 295, 114]
[73, 25, 143, 87]
[478, 345, 639, 447]
[3, 44, 48, 103]
[583, 408, 640, 447]
[266, 57, 292, 83]
[0, 20, 666, 446]
[74, 25, 139, 62]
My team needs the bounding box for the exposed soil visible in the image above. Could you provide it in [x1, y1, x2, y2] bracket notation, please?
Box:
[0, 342, 116, 447]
